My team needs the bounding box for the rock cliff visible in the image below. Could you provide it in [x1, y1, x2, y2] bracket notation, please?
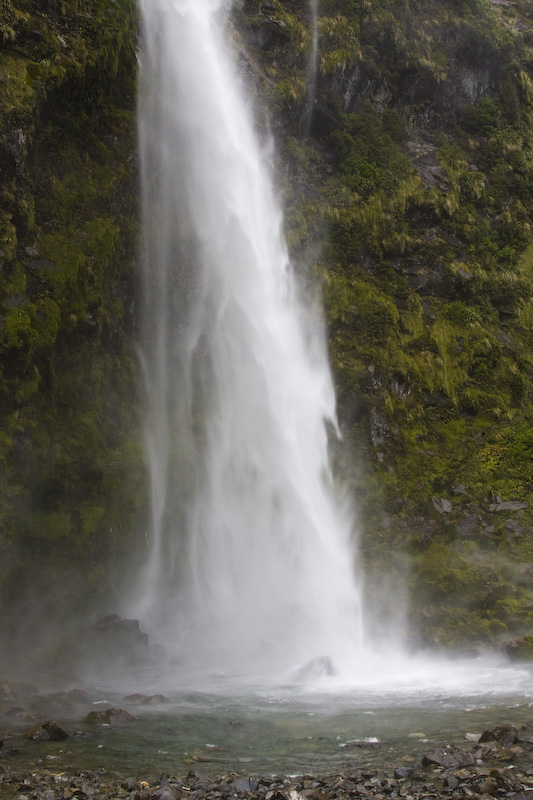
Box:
[1, 0, 533, 663]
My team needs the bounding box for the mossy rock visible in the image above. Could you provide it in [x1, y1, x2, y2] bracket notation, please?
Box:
[505, 635, 533, 661]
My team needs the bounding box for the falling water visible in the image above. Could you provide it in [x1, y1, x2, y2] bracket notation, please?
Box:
[136, 0, 363, 681]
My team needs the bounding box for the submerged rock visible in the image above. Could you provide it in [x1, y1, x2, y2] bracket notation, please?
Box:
[66, 689, 90, 704]
[86, 707, 135, 725]
[141, 694, 172, 706]
[123, 693, 148, 704]
[293, 656, 336, 681]
[341, 739, 381, 748]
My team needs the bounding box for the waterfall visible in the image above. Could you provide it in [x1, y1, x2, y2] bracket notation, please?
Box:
[135, 0, 364, 681]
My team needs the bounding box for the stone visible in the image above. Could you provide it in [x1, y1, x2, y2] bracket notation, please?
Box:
[341, 739, 380, 748]
[505, 635, 533, 661]
[479, 726, 519, 747]
[141, 695, 172, 706]
[506, 794, 533, 800]
[234, 778, 259, 793]
[63, 615, 149, 675]
[456, 515, 479, 537]
[394, 768, 413, 779]
[86, 707, 135, 725]
[151, 788, 178, 800]
[26, 259, 57, 272]
[123, 694, 148, 703]
[421, 747, 475, 769]
[3, 706, 25, 716]
[445, 776, 459, 789]
[495, 746, 524, 761]
[489, 501, 529, 512]
[293, 655, 336, 680]
[474, 744, 499, 760]
[66, 689, 89, 704]
[431, 496, 452, 515]
[24, 721, 68, 741]
[478, 779, 498, 794]
[421, 300, 437, 319]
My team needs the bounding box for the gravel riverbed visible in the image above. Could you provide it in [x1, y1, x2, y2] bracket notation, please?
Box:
[2, 732, 533, 800]
[2, 758, 533, 800]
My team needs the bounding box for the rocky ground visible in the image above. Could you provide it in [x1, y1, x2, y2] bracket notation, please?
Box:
[2, 723, 533, 800]
[1, 749, 533, 800]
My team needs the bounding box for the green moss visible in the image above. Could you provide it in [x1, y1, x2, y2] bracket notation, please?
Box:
[0, 213, 17, 262]
[0, 430, 12, 465]
[23, 510, 70, 541]
[415, 542, 488, 602]
[0, 53, 36, 120]
[510, 635, 533, 660]
[0, 0, 140, 647]
[79, 503, 105, 537]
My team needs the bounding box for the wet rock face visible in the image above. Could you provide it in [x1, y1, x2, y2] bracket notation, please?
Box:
[57, 615, 150, 678]
[505, 637, 533, 661]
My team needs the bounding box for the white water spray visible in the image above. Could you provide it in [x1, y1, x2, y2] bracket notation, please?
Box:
[136, 0, 364, 680]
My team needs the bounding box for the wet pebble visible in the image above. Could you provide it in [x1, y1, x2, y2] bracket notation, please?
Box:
[0, 763, 533, 800]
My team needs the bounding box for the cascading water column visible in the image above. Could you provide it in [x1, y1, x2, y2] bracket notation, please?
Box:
[136, 0, 365, 680]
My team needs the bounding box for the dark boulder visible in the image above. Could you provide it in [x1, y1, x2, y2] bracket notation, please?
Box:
[86, 707, 135, 725]
[123, 693, 148, 704]
[66, 689, 90, 704]
[141, 695, 172, 706]
[480, 726, 519, 747]
[422, 747, 475, 769]
[25, 720, 68, 741]
[59, 614, 149, 677]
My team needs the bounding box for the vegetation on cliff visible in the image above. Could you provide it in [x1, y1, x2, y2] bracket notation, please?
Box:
[0, 0, 143, 662]
[1, 0, 533, 662]
[240, 0, 533, 649]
